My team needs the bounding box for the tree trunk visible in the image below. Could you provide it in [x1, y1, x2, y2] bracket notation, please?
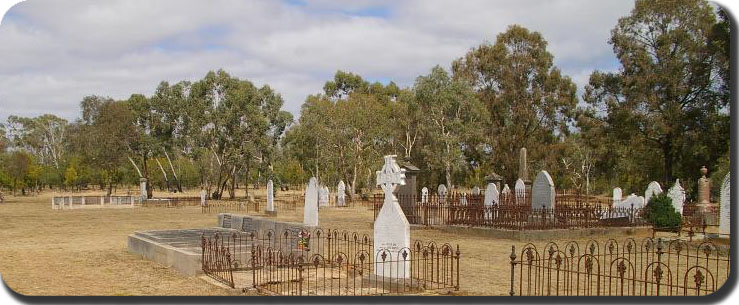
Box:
[164, 151, 183, 192]
[142, 151, 152, 199]
[663, 136, 673, 184]
[156, 158, 171, 192]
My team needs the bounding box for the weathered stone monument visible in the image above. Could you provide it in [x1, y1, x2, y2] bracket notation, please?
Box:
[319, 185, 329, 207]
[472, 186, 480, 196]
[720, 172, 730, 236]
[515, 178, 526, 204]
[266, 179, 276, 216]
[644, 181, 663, 204]
[619, 194, 645, 209]
[438, 184, 447, 203]
[199, 188, 207, 206]
[373, 155, 410, 278]
[667, 179, 685, 214]
[303, 177, 319, 226]
[484, 183, 499, 206]
[139, 178, 148, 202]
[337, 180, 346, 207]
[519, 147, 530, 184]
[697, 166, 717, 225]
[460, 193, 468, 206]
[421, 187, 429, 204]
[531, 171, 555, 209]
[612, 187, 622, 208]
[502, 184, 511, 195]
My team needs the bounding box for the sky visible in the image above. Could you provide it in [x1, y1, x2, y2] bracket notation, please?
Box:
[0, 0, 645, 122]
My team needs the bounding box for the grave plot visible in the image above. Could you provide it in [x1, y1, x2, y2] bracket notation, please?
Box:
[201, 228, 460, 296]
[52, 195, 136, 210]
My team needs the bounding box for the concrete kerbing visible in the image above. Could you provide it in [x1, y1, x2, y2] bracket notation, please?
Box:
[127, 232, 205, 276]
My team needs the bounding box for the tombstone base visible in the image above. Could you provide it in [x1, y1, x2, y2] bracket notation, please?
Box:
[265, 210, 277, 217]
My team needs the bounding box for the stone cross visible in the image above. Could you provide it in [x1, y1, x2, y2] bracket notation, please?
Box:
[303, 177, 319, 226]
[373, 155, 410, 279]
[667, 179, 685, 214]
[720, 172, 730, 235]
[337, 181, 346, 207]
[266, 180, 275, 212]
[645, 181, 663, 204]
[532, 171, 555, 209]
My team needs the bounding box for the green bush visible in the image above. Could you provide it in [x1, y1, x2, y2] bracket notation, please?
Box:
[643, 194, 682, 228]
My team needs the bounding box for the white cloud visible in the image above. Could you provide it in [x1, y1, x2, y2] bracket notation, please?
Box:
[0, 0, 638, 122]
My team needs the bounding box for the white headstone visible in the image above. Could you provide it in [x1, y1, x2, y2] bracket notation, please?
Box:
[337, 181, 346, 207]
[319, 185, 329, 207]
[532, 171, 555, 209]
[460, 194, 468, 206]
[266, 180, 274, 212]
[502, 184, 511, 195]
[421, 187, 429, 204]
[484, 183, 499, 206]
[139, 178, 147, 201]
[645, 181, 663, 204]
[667, 179, 685, 214]
[612, 187, 622, 208]
[303, 178, 319, 226]
[437, 184, 447, 197]
[618, 194, 645, 210]
[515, 178, 526, 204]
[200, 189, 207, 206]
[373, 155, 410, 278]
[472, 186, 481, 196]
[720, 173, 730, 235]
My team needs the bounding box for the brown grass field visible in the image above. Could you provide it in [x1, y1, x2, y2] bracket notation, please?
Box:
[0, 189, 726, 296]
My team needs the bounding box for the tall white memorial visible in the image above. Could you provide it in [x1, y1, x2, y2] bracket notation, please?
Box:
[303, 177, 319, 227]
[720, 173, 730, 236]
[266, 179, 276, 216]
[373, 155, 410, 278]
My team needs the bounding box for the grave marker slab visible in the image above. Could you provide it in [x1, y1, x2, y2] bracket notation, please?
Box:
[667, 179, 685, 214]
[532, 171, 555, 209]
[266, 180, 275, 213]
[337, 181, 346, 207]
[720, 173, 730, 235]
[484, 183, 499, 206]
[303, 177, 319, 226]
[645, 181, 663, 204]
[613, 187, 622, 208]
[421, 187, 429, 204]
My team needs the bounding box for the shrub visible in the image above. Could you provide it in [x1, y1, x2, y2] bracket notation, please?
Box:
[643, 194, 682, 228]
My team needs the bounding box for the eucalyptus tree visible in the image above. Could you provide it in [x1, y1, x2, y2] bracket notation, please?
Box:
[5, 114, 69, 185]
[452, 25, 578, 184]
[581, 0, 729, 185]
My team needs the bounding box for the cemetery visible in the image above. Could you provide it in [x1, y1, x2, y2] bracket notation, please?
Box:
[0, 0, 731, 298]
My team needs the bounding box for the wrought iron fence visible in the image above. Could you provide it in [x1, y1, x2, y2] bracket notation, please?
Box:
[509, 238, 730, 296]
[200, 228, 460, 295]
[374, 193, 646, 230]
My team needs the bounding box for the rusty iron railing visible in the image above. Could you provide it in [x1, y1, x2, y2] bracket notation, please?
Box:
[374, 192, 645, 230]
[201, 228, 460, 295]
[509, 238, 730, 296]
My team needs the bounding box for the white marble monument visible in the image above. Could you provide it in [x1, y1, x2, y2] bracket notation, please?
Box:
[531, 171, 555, 209]
[666, 179, 685, 214]
[266, 179, 275, 215]
[645, 181, 663, 204]
[720, 173, 730, 235]
[303, 177, 319, 226]
[337, 181, 346, 207]
[373, 155, 410, 278]
[421, 187, 429, 204]
[612, 187, 622, 208]
[319, 185, 329, 207]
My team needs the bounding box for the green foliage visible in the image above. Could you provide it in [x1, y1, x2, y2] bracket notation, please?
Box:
[64, 166, 78, 188]
[644, 194, 682, 228]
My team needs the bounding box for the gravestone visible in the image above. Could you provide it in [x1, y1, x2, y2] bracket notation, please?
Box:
[266, 180, 276, 216]
[438, 184, 447, 203]
[241, 217, 255, 233]
[472, 186, 481, 196]
[139, 178, 148, 202]
[421, 187, 429, 204]
[531, 171, 555, 209]
[337, 181, 346, 207]
[460, 194, 467, 206]
[222, 214, 232, 228]
[619, 194, 645, 209]
[720, 173, 730, 235]
[644, 181, 663, 204]
[319, 186, 329, 207]
[515, 178, 526, 204]
[612, 187, 622, 208]
[667, 179, 685, 214]
[484, 183, 499, 206]
[502, 184, 511, 195]
[373, 155, 410, 279]
[519, 147, 529, 184]
[200, 189, 207, 206]
[698, 166, 711, 204]
[303, 177, 319, 227]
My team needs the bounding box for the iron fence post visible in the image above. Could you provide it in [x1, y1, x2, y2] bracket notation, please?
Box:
[510, 245, 517, 296]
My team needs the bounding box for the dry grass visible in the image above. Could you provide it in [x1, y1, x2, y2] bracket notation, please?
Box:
[0, 189, 703, 296]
